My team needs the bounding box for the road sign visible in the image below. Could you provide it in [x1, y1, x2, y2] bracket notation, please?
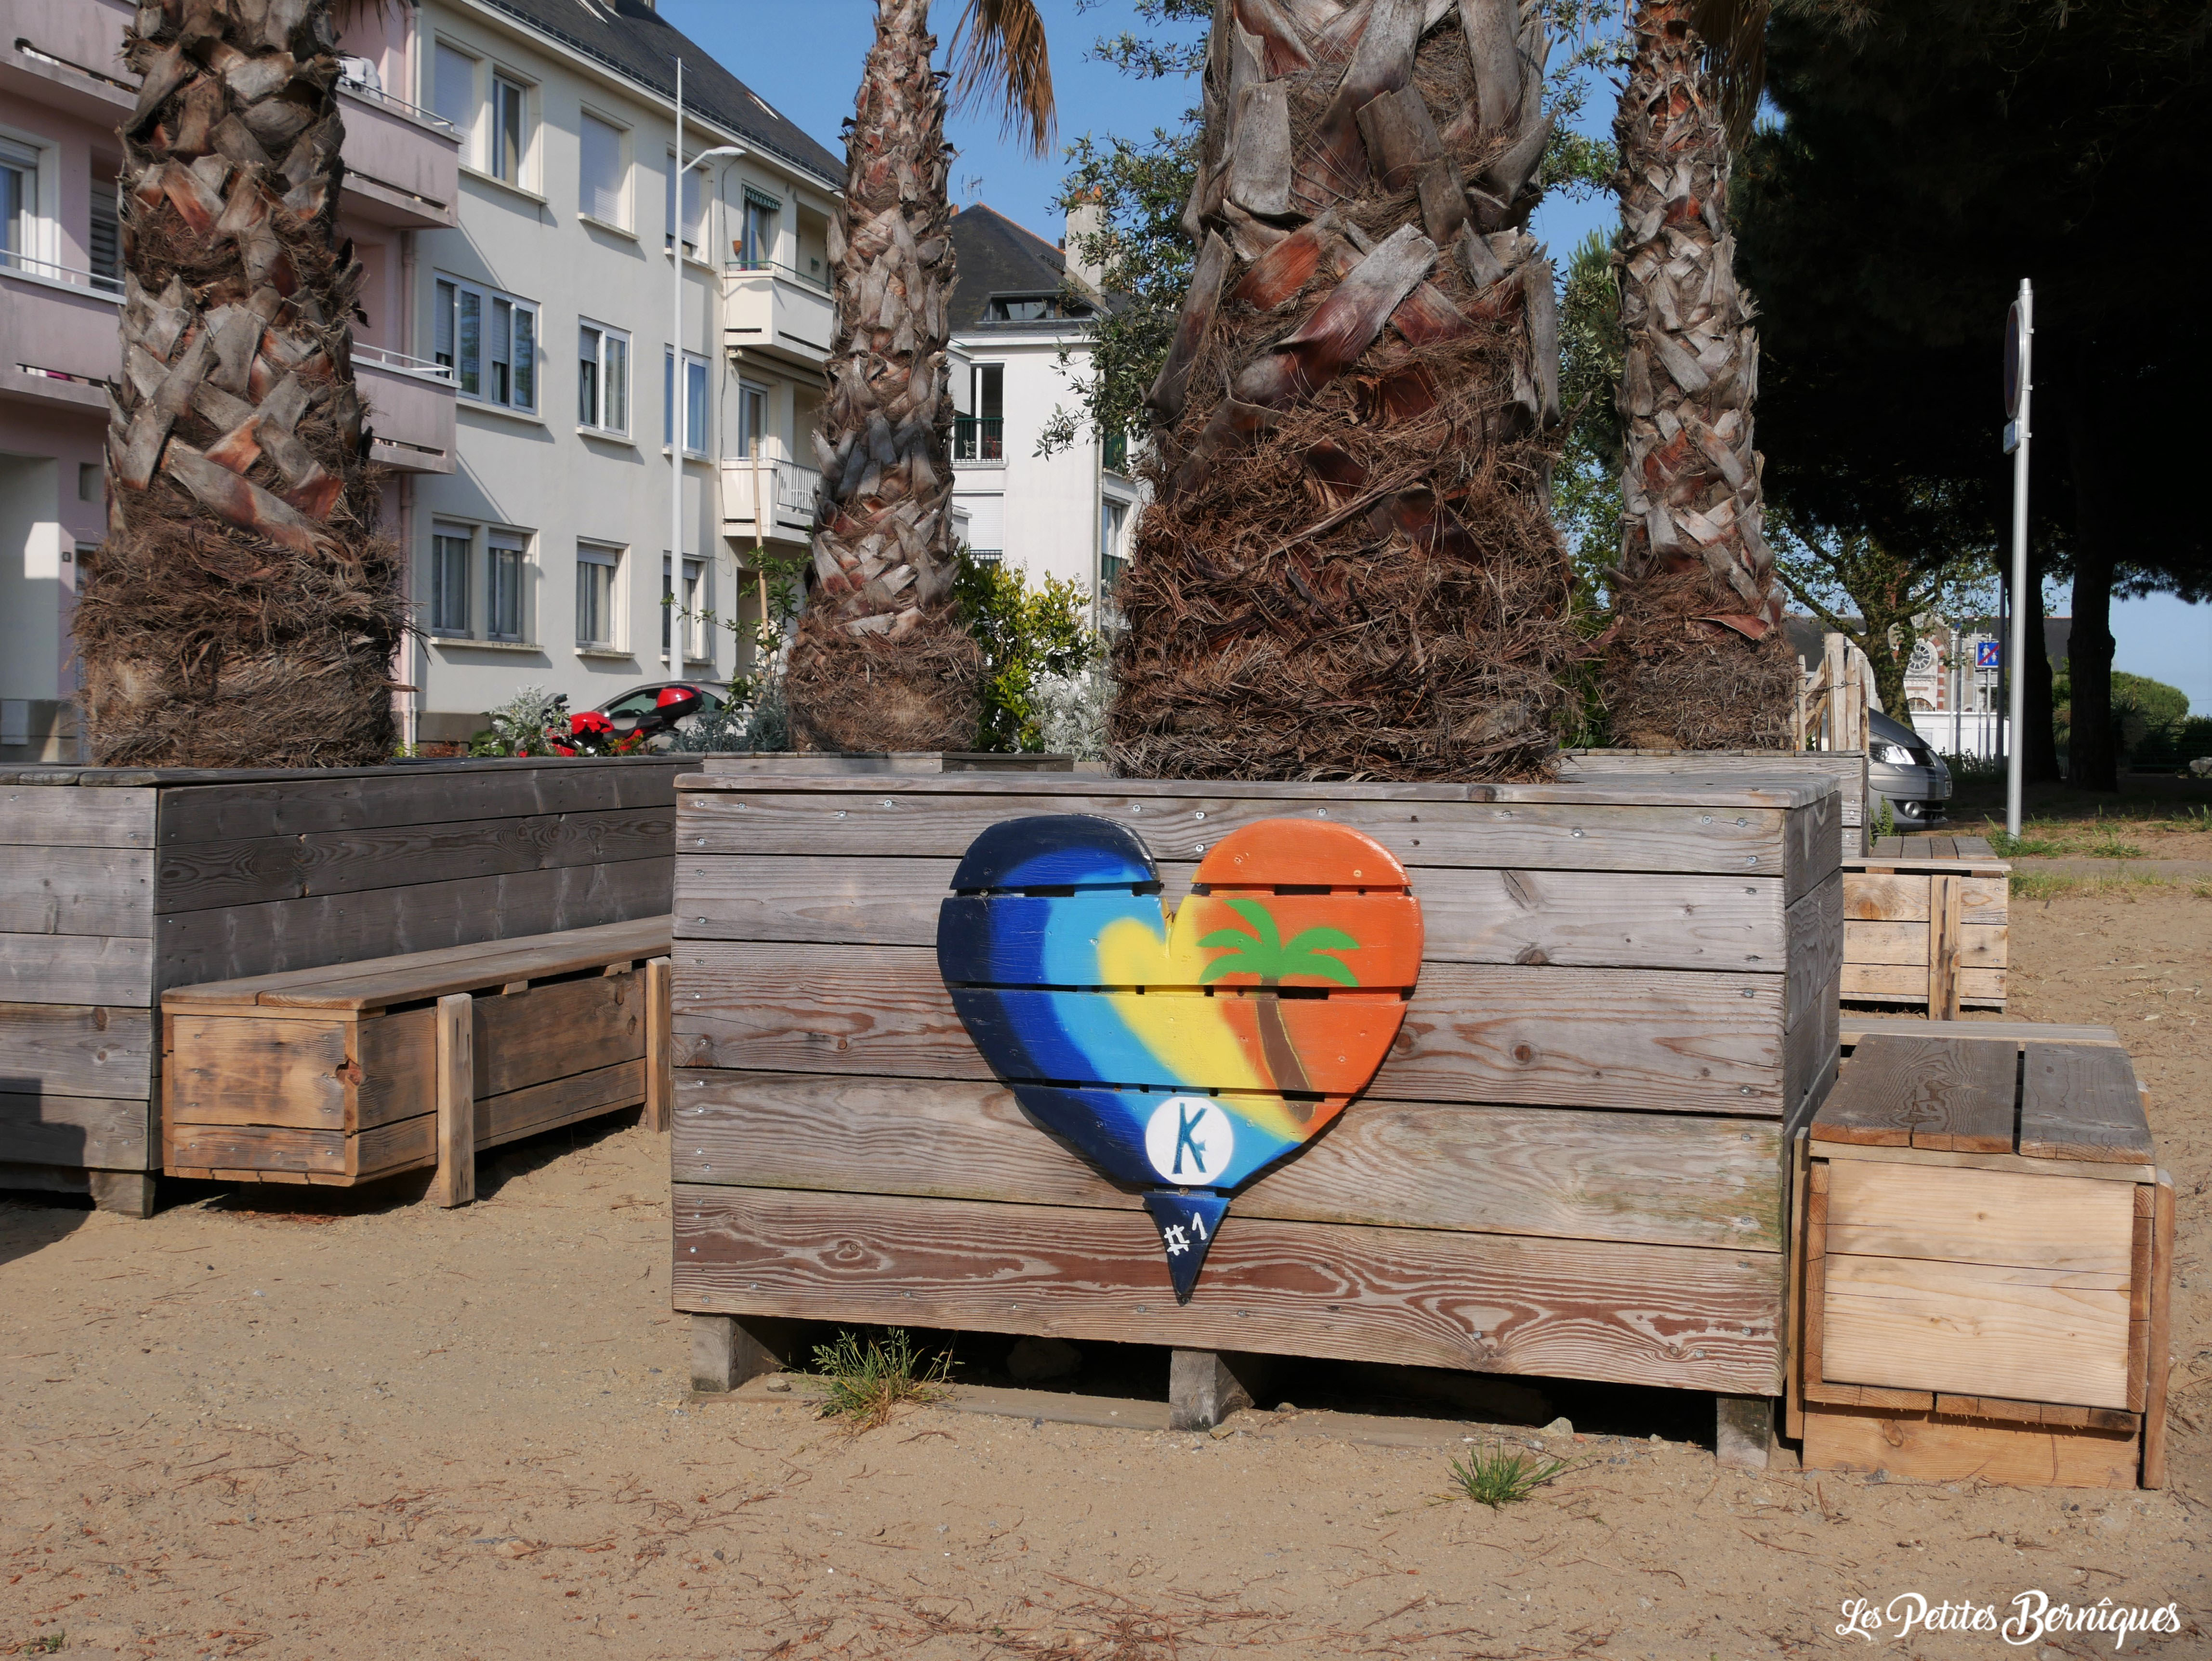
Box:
[1976, 641, 2001, 669]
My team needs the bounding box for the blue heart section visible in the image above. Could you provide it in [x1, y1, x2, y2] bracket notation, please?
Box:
[1141, 1191, 1231, 1305]
[948, 813, 1160, 893]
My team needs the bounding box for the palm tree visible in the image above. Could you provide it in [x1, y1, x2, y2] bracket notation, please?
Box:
[785, 0, 1053, 752]
[1199, 896, 1358, 1108]
[1105, 0, 1580, 782]
[76, 0, 404, 767]
[1599, 0, 1798, 751]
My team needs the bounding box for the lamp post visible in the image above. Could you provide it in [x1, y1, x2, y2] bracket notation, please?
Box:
[2001, 280, 2032, 837]
[669, 56, 743, 670]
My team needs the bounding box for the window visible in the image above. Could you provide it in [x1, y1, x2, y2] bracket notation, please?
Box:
[435, 275, 536, 411]
[734, 381, 766, 459]
[487, 530, 527, 641]
[578, 321, 628, 433]
[664, 152, 703, 254]
[433, 44, 476, 137]
[491, 73, 530, 186]
[736, 189, 778, 268]
[580, 113, 624, 224]
[1100, 498, 1130, 594]
[986, 293, 1078, 321]
[955, 363, 1004, 462]
[960, 493, 1003, 565]
[663, 554, 706, 660]
[431, 523, 472, 633]
[576, 543, 621, 648]
[87, 173, 119, 293]
[0, 138, 38, 270]
[663, 348, 708, 454]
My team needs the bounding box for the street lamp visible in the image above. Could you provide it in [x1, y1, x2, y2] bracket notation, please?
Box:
[669, 55, 743, 671]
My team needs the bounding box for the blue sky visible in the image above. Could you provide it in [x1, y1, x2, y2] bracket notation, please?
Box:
[667, 0, 2206, 713]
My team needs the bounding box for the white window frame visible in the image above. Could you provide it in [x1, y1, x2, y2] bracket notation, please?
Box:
[485, 528, 530, 643]
[578, 319, 629, 435]
[579, 109, 628, 228]
[664, 149, 705, 256]
[734, 379, 767, 459]
[576, 541, 624, 650]
[735, 188, 779, 270]
[435, 273, 538, 413]
[431, 41, 478, 158]
[430, 521, 473, 636]
[664, 347, 710, 456]
[0, 130, 57, 279]
[489, 70, 534, 189]
[663, 553, 708, 664]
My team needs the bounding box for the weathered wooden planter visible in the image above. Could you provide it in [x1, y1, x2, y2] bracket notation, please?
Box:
[161, 917, 670, 1193]
[0, 758, 684, 1213]
[1564, 749, 1870, 856]
[670, 770, 1845, 1443]
[1840, 834, 2010, 1015]
[696, 752, 1075, 776]
[1794, 1028, 2171, 1487]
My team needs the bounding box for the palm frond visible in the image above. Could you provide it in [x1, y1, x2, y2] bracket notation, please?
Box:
[948, 0, 1056, 159]
[1222, 896, 1283, 951]
[1688, 0, 1772, 146]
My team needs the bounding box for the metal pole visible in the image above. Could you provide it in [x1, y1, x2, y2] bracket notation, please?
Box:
[670, 57, 684, 675]
[2005, 279, 2032, 837]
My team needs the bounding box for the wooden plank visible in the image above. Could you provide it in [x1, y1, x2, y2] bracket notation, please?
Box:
[1784, 870, 1843, 1033]
[1824, 1161, 2135, 1273]
[2019, 1043, 2152, 1163]
[2143, 1172, 2173, 1488]
[645, 958, 672, 1133]
[0, 784, 156, 848]
[1843, 920, 2006, 970]
[1843, 872, 2005, 926]
[1785, 1129, 1808, 1438]
[1931, 1395, 2137, 1432]
[676, 772, 1833, 809]
[472, 967, 645, 1097]
[2128, 1187, 2151, 1412]
[677, 789, 1794, 878]
[673, 854, 1795, 975]
[1804, 1161, 1829, 1390]
[1840, 962, 2005, 1004]
[1927, 874, 1962, 1018]
[0, 1091, 152, 1169]
[1842, 856, 2009, 876]
[671, 1184, 1785, 1395]
[163, 916, 671, 1009]
[156, 807, 673, 915]
[695, 752, 1075, 776]
[1811, 1035, 2014, 1150]
[162, 1011, 353, 1129]
[1816, 1139, 2151, 1185]
[1840, 1018, 2119, 1050]
[156, 761, 683, 844]
[1801, 1404, 2138, 1490]
[433, 993, 473, 1207]
[152, 863, 672, 995]
[348, 1006, 437, 1131]
[477, 1058, 644, 1148]
[0, 1002, 154, 1099]
[163, 1118, 347, 1176]
[669, 1070, 1787, 1251]
[1820, 1253, 2132, 1408]
[674, 942, 1791, 1116]
[1803, 1379, 1934, 1411]
[0, 847, 155, 936]
[0, 932, 154, 1007]
[1783, 793, 1843, 905]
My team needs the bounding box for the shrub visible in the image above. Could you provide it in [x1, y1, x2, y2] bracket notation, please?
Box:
[953, 552, 1099, 752]
[811, 1328, 952, 1429]
[1448, 1445, 1580, 1509]
[470, 686, 568, 757]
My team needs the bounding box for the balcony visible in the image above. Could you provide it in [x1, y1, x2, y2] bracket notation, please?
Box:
[719, 452, 821, 547]
[355, 346, 457, 474]
[0, 252, 121, 414]
[952, 414, 1005, 468]
[334, 81, 460, 229]
[722, 263, 835, 372]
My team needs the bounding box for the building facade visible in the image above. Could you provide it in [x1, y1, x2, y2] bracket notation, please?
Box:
[946, 204, 1138, 616]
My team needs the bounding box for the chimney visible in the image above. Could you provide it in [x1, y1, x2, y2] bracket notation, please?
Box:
[1063, 193, 1106, 299]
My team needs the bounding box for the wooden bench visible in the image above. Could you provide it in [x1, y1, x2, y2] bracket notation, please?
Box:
[1792, 1028, 2172, 1488]
[162, 917, 672, 1204]
[1841, 834, 2011, 1017]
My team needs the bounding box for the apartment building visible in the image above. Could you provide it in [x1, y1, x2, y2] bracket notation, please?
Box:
[0, 0, 841, 755]
[946, 204, 1139, 615]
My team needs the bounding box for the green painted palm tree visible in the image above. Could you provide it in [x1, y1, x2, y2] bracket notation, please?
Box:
[1199, 898, 1359, 1107]
[785, 0, 1054, 752]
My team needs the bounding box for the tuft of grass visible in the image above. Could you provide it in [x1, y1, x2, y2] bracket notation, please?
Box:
[22, 1636, 66, 1654]
[811, 1328, 952, 1429]
[1448, 1444, 1580, 1509]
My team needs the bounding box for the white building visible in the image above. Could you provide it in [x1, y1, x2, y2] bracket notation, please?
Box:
[946, 204, 1139, 612]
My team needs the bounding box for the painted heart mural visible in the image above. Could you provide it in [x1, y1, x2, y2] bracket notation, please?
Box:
[937, 814, 1422, 1302]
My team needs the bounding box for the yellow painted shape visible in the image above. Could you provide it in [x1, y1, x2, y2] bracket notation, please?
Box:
[1095, 911, 1269, 1096]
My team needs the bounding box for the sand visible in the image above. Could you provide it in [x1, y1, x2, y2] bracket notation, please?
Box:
[2, 886, 2205, 1659]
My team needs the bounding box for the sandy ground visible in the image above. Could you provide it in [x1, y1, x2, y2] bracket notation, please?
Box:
[2, 888, 2207, 1660]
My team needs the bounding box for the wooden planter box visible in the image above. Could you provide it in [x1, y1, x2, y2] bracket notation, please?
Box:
[1565, 749, 1870, 857]
[695, 752, 1075, 776]
[1794, 1029, 2172, 1488]
[0, 758, 684, 1213]
[161, 917, 670, 1189]
[1840, 835, 2010, 1015]
[671, 770, 1845, 1429]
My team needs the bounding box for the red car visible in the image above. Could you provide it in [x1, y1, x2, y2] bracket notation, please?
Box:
[561, 680, 731, 752]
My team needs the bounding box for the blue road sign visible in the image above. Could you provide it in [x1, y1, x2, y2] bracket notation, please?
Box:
[1976, 641, 2002, 669]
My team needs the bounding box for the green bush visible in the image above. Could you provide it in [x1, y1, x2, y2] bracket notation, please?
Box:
[952, 551, 1100, 752]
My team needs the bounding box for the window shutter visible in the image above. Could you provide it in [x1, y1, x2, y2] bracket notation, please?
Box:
[581, 116, 622, 223]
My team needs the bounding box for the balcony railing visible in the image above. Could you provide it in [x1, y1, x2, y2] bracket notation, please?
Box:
[1, 246, 122, 296]
[355, 342, 457, 383]
[953, 414, 1004, 464]
[336, 68, 461, 136]
[724, 257, 831, 295]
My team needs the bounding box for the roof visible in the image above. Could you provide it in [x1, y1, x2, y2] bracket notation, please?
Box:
[472, 0, 843, 188]
[948, 204, 1095, 331]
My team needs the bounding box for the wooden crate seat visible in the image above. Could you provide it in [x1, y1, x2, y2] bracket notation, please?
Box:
[1796, 1030, 2173, 1488]
[162, 916, 673, 1198]
[1841, 834, 2012, 1016]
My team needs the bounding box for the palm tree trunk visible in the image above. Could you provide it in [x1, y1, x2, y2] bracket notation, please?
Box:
[1251, 978, 1313, 1115]
[76, 0, 403, 768]
[1600, 0, 1795, 751]
[787, 0, 982, 753]
[1106, 0, 1579, 782]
